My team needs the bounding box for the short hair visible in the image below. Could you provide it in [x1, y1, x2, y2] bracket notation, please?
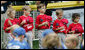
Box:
[22, 5, 31, 11]
[72, 13, 80, 22]
[42, 33, 61, 49]
[65, 35, 79, 47]
[37, 4, 45, 10]
[45, 9, 52, 16]
[7, 8, 15, 16]
[56, 9, 63, 15]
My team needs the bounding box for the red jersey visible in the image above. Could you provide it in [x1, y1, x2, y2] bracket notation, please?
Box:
[19, 16, 33, 32]
[68, 23, 84, 36]
[35, 14, 52, 30]
[3, 18, 18, 33]
[53, 18, 68, 34]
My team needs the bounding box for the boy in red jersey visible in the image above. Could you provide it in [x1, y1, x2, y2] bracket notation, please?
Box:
[18, 6, 34, 48]
[35, 4, 52, 49]
[68, 13, 84, 49]
[68, 13, 84, 36]
[53, 9, 68, 41]
[3, 8, 19, 42]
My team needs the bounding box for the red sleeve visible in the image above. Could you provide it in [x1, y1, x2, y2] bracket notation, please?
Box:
[64, 19, 68, 29]
[18, 16, 22, 25]
[67, 23, 72, 33]
[35, 16, 40, 29]
[3, 19, 9, 32]
[79, 23, 84, 33]
[50, 16, 52, 26]
[50, 16, 52, 22]
[14, 18, 19, 25]
[28, 17, 33, 24]
[78, 23, 84, 36]
[62, 18, 68, 25]
[65, 19, 68, 24]
[53, 20, 59, 30]
[48, 16, 52, 28]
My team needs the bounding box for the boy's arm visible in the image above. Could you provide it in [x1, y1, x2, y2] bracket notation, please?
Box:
[53, 21, 58, 31]
[19, 17, 26, 26]
[35, 16, 40, 29]
[28, 17, 33, 24]
[5, 26, 12, 31]
[38, 22, 48, 27]
[55, 26, 64, 31]
[79, 24, 84, 33]
[67, 24, 73, 34]
[20, 20, 26, 26]
[3, 19, 12, 32]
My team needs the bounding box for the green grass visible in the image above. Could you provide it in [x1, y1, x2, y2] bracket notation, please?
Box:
[33, 40, 39, 49]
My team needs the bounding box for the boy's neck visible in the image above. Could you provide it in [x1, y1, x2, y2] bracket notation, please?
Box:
[23, 14, 28, 17]
[73, 22, 78, 24]
[40, 13, 44, 15]
[8, 17, 14, 20]
[57, 18, 62, 20]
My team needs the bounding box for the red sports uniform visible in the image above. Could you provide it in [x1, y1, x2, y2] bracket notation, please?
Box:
[35, 14, 52, 30]
[53, 18, 68, 34]
[3, 18, 19, 33]
[19, 16, 33, 32]
[68, 23, 84, 36]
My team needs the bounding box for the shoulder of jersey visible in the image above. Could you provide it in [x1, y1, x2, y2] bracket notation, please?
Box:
[63, 18, 68, 20]
[5, 18, 9, 21]
[37, 15, 41, 17]
[19, 15, 24, 18]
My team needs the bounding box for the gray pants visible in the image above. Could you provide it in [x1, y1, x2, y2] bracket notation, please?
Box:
[57, 33, 66, 43]
[37, 29, 47, 49]
[25, 31, 33, 49]
[2, 33, 13, 48]
[1, 12, 8, 49]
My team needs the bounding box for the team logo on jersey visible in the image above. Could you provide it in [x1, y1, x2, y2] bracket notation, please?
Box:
[40, 19, 43, 22]
[56, 23, 59, 26]
[75, 29, 78, 32]
[27, 19, 29, 22]
[63, 22, 66, 25]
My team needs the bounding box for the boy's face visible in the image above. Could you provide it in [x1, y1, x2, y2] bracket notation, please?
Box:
[74, 17, 80, 23]
[57, 12, 63, 19]
[10, 10, 16, 18]
[24, 10, 30, 16]
[38, 6, 46, 13]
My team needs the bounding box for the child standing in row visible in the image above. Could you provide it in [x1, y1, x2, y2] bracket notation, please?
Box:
[19, 6, 34, 48]
[68, 13, 84, 36]
[35, 4, 52, 49]
[3, 8, 19, 41]
[53, 9, 68, 41]
[68, 13, 84, 49]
